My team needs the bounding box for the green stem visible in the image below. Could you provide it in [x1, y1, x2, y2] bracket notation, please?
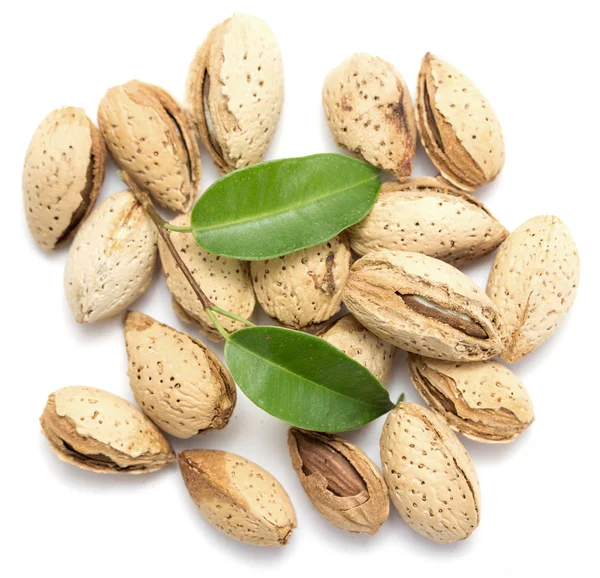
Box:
[164, 223, 193, 233]
[205, 309, 231, 340]
[210, 305, 255, 327]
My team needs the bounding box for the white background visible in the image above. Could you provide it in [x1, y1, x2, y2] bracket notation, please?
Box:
[2, 1, 598, 576]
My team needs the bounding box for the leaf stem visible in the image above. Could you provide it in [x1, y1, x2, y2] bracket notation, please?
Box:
[205, 309, 231, 340]
[210, 305, 256, 327]
[164, 223, 193, 233]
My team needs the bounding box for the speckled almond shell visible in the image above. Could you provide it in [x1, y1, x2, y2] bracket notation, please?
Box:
[409, 355, 534, 443]
[347, 177, 508, 265]
[40, 386, 175, 474]
[416, 53, 504, 191]
[186, 13, 284, 173]
[380, 402, 481, 543]
[251, 234, 352, 330]
[486, 216, 580, 363]
[158, 213, 255, 341]
[124, 311, 236, 439]
[23, 107, 106, 251]
[179, 450, 297, 546]
[288, 429, 389, 535]
[98, 80, 201, 212]
[343, 250, 504, 361]
[64, 190, 157, 323]
[322, 53, 416, 178]
[319, 314, 395, 385]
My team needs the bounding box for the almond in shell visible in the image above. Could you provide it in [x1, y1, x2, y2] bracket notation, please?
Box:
[343, 250, 505, 361]
[323, 53, 416, 178]
[416, 53, 504, 191]
[179, 450, 297, 546]
[186, 13, 284, 173]
[124, 311, 236, 439]
[98, 80, 201, 212]
[486, 215, 580, 363]
[347, 177, 508, 265]
[40, 386, 175, 474]
[23, 107, 106, 251]
[409, 355, 534, 442]
[64, 190, 157, 323]
[380, 402, 481, 543]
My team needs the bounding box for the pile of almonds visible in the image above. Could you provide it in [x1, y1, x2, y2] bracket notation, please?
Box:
[25, 12, 580, 546]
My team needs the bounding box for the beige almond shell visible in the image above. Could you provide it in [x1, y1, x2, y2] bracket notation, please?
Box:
[319, 314, 395, 385]
[380, 402, 481, 543]
[416, 53, 505, 191]
[288, 429, 389, 535]
[124, 311, 236, 439]
[158, 213, 255, 341]
[486, 216, 580, 363]
[186, 13, 284, 173]
[179, 450, 297, 546]
[251, 235, 352, 330]
[409, 355, 534, 443]
[322, 53, 416, 178]
[98, 80, 201, 212]
[40, 386, 175, 474]
[347, 177, 508, 265]
[23, 107, 106, 251]
[64, 190, 157, 323]
[343, 250, 505, 361]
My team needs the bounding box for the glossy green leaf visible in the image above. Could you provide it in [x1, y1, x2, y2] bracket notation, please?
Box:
[191, 154, 381, 260]
[224, 326, 395, 432]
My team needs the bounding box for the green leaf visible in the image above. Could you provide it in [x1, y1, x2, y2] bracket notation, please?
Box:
[224, 326, 395, 432]
[397, 392, 405, 404]
[191, 154, 381, 260]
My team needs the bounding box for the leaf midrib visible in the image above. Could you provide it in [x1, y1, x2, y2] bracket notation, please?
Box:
[227, 338, 390, 411]
[195, 174, 379, 233]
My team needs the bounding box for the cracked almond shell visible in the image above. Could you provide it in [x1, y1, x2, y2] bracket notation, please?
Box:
[64, 190, 157, 323]
[251, 234, 352, 330]
[416, 53, 504, 191]
[186, 12, 284, 173]
[323, 53, 416, 178]
[23, 107, 106, 251]
[124, 311, 236, 439]
[380, 402, 481, 543]
[347, 177, 508, 265]
[319, 314, 395, 385]
[409, 355, 534, 443]
[486, 216, 580, 363]
[98, 80, 200, 212]
[40, 386, 175, 474]
[343, 250, 505, 361]
[158, 213, 255, 341]
[288, 428, 389, 535]
[179, 450, 297, 546]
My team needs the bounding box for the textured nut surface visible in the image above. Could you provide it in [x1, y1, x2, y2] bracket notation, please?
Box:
[251, 235, 352, 330]
[40, 386, 175, 474]
[380, 402, 481, 543]
[409, 355, 534, 442]
[320, 314, 395, 385]
[124, 311, 236, 438]
[179, 450, 297, 546]
[288, 428, 389, 535]
[487, 216, 579, 363]
[158, 213, 255, 341]
[323, 53, 416, 178]
[417, 53, 504, 191]
[98, 80, 200, 212]
[64, 190, 157, 323]
[348, 177, 508, 265]
[23, 107, 106, 251]
[343, 250, 504, 361]
[186, 12, 284, 173]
